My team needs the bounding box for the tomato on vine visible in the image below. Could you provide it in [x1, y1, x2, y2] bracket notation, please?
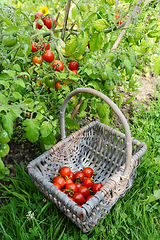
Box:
[42, 50, 55, 63]
[52, 60, 64, 72]
[31, 42, 38, 52]
[68, 61, 79, 70]
[45, 17, 57, 29]
[45, 77, 56, 88]
[72, 70, 79, 74]
[3, 35, 17, 47]
[35, 19, 43, 29]
[70, 96, 78, 107]
[33, 55, 43, 66]
[35, 12, 43, 19]
[55, 81, 66, 91]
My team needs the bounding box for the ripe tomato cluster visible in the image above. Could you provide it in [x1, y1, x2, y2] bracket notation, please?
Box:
[52, 166, 103, 206]
[68, 60, 79, 75]
[114, 14, 129, 25]
[34, 12, 57, 30]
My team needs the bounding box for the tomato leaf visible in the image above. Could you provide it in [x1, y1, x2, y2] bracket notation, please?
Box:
[15, 78, 25, 88]
[90, 32, 104, 52]
[124, 58, 133, 77]
[65, 118, 79, 130]
[2, 113, 14, 138]
[22, 119, 40, 143]
[93, 19, 108, 32]
[0, 93, 7, 105]
[40, 121, 53, 138]
[153, 55, 160, 76]
[3, 26, 19, 35]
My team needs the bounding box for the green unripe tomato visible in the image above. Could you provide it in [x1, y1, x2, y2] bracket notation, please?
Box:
[0, 143, 10, 157]
[79, 4, 88, 12]
[45, 78, 56, 88]
[3, 35, 17, 47]
[104, 81, 115, 91]
[70, 96, 78, 107]
[0, 129, 10, 143]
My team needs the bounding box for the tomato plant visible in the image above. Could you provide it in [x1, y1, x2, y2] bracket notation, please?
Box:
[71, 70, 79, 74]
[45, 77, 56, 88]
[70, 96, 78, 107]
[35, 19, 43, 29]
[68, 61, 79, 70]
[52, 60, 64, 72]
[33, 55, 43, 65]
[42, 50, 55, 63]
[31, 42, 39, 52]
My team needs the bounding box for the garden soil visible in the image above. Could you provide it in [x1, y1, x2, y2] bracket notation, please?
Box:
[1, 74, 160, 180]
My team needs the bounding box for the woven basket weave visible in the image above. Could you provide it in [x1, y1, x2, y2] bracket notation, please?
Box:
[28, 88, 147, 233]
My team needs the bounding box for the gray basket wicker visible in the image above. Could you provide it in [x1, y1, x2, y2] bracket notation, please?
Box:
[27, 88, 147, 233]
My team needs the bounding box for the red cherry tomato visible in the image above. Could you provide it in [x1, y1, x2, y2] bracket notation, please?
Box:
[68, 172, 74, 181]
[40, 42, 50, 51]
[73, 193, 85, 205]
[42, 50, 55, 63]
[61, 188, 68, 194]
[55, 81, 66, 91]
[82, 167, 94, 177]
[45, 17, 57, 29]
[86, 195, 94, 201]
[60, 166, 71, 178]
[65, 178, 73, 185]
[31, 42, 39, 52]
[33, 55, 43, 66]
[35, 19, 43, 29]
[53, 182, 61, 190]
[68, 61, 79, 70]
[52, 176, 66, 188]
[74, 171, 85, 182]
[72, 70, 79, 74]
[65, 183, 78, 196]
[75, 182, 82, 189]
[52, 60, 64, 72]
[92, 183, 103, 194]
[78, 186, 90, 198]
[35, 12, 43, 19]
[83, 178, 94, 188]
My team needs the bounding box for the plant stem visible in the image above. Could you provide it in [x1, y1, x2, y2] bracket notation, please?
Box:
[61, 0, 72, 40]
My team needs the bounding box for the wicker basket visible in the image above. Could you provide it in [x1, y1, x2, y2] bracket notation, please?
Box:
[27, 88, 147, 233]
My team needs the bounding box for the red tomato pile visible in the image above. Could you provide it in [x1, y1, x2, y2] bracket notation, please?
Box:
[52, 166, 103, 207]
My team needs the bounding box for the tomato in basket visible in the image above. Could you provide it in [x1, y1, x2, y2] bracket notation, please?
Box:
[60, 166, 71, 178]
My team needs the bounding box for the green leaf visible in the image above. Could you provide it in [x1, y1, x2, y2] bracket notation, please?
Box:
[0, 158, 5, 173]
[0, 14, 12, 25]
[65, 118, 79, 130]
[15, 78, 25, 88]
[148, 30, 160, 38]
[41, 132, 56, 150]
[9, 105, 22, 119]
[154, 189, 160, 199]
[13, 64, 21, 72]
[93, 19, 108, 32]
[12, 92, 22, 100]
[88, 80, 101, 91]
[22, 119, 40, 143]
[0, 73, 11, 80]
[80, 99, 88, 112]
[153, 55, 160, 76]
[3, 70, 16, 79]
[124, 59, 133, 77]
[83, 12, 97, 27]
[90, 32, 104, 52]
[104, 64, 113, 81]
[40, 121, 53, 138]
[2, 113, 14, 138]
[3, 26, 19, 35]
[0, 93, 7, 105]
[0, 81, 9, 88]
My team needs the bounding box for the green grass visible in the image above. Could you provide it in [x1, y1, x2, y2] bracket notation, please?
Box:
[0, 90, 160, 240]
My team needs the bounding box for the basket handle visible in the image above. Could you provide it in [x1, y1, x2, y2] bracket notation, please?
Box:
[60, 88, 132, 176]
